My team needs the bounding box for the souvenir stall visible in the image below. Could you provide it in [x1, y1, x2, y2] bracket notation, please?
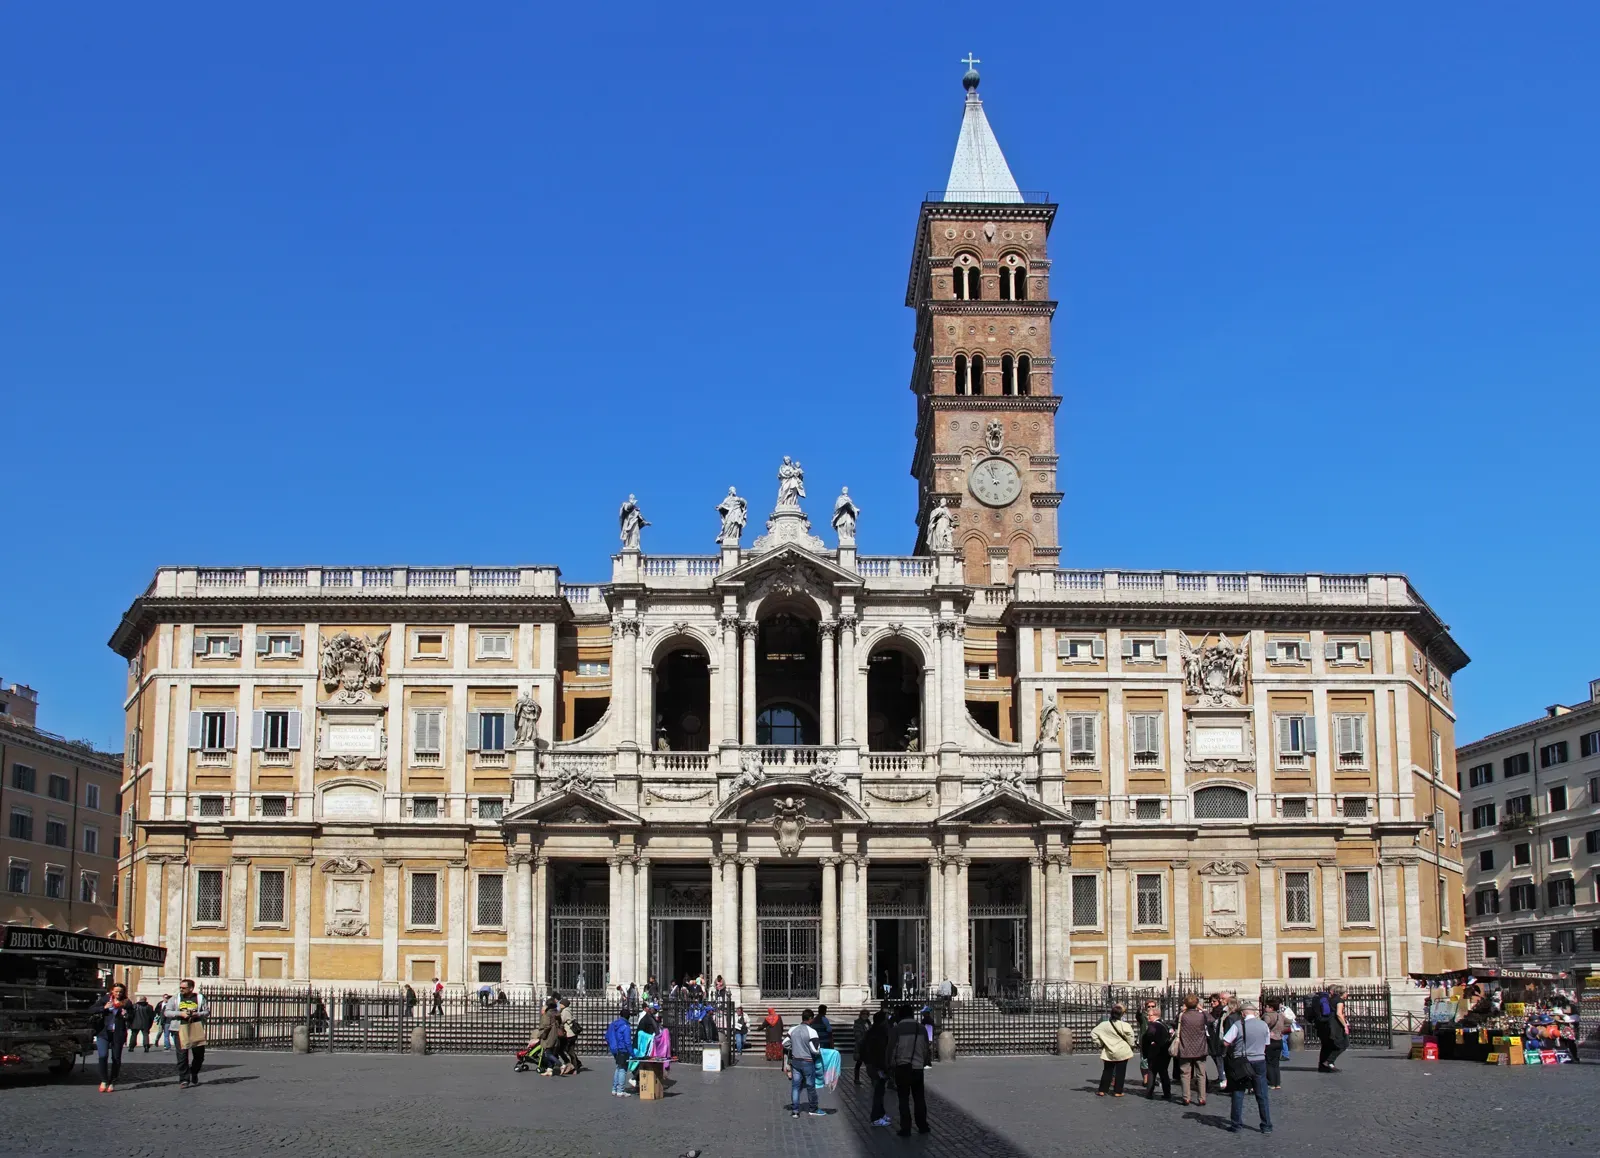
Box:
[1407, 968, 1581, 1065]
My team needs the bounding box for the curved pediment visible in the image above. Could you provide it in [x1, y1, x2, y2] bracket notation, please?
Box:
[710, 778, 869, 824]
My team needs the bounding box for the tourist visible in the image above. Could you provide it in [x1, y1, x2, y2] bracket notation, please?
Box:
[763, 1007, 786, 1061]
[626, 981, 639, 1012]
[1206, 992, 1238, 1089]
[851, 1008, 871, 1082]
[637, 1001, 659, 1037]
[859, 1010, 891, 1126]
[605, 1008, 634, 1096]
[920, 1004, 937, 1066]
[478, 983, 493, 1007]
[91, 981, 132, 1093]
[431, 977, 444, 1015]
[153, 993, 173, 1048]
[163, 978, 209, 1088]
[535, 998, 564, 1075]
[1138, 999, 1173, 1100]
[575, 969, 587, 995]
[1221, 1004, 1273, 1134]
[1262, 998, 1290, 1089]
[1317, 985, 1350, 1072]
[889, 1003, 931, 1136]
[404, 984, 417, 1016]
[1091, 1003, 1138, 1097]
[815, 1004, 834, 1049]
[558, 995, 583, 1074]
[1175, 993, 1209, 1106]
[733, 1005, 749, 1053]
[786, 1008, 824, 1118]
[128, 995, 155, 1053]
[712, 974, 729, 1003]
[901, 966, 915, 998]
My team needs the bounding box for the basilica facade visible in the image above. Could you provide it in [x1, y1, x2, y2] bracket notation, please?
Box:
[110, 70, 1468, 1003]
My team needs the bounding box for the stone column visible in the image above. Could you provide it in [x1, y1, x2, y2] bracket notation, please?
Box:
[818, 623, 837, 745]
[1044, 854, 1067, 983]
[820, 856, 839, 997]
[509, 853, 533, 987]
[447, 860, 467, 985]
[615, 620, 640, 748]
[722, 855, 740, 986]
[942, 857, 961, 983]
[740, 622, 758, 745]
[293, 859, 313, 981]
[839, 855, 859, 996]
[937, 621, 961, 749]
[228, 857, 248, 979]
[635, 857, 651, 987]
[720, 613, 740, 747]
[615, 855, 637, 988]
[838, 614, 858, 743]
[382, 859, 401, 984]
[954, 857, 971, 989]
[607, 856, 623, 985]
[708, 855, 723, 986]
[926, 854, 943, 985]
[740, 856, 759, 994]
[532, 856, 549, 990]
[1028, 854, 1045, 981]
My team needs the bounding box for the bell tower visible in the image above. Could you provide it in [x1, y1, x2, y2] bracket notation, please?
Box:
[907, 62, 1061, 584]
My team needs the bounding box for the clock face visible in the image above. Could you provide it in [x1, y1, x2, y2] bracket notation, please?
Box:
[970, 456, 1022, 507]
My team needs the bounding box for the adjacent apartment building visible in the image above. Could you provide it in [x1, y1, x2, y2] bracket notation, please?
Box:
[1460, 677, 1600, 978]
[0, 680, 124, 935]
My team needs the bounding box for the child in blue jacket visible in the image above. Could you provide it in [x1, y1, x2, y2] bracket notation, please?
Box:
[606, 1013, 635, 1096]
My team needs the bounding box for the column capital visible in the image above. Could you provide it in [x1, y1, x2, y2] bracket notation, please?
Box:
[818, 854, 842, 869]
[1046, 851, 1071, 869]
[507, 850, 533, 867]
[836, 613, 858, 634]
[818, 621, 838, 641]
[739, 620, 760, 639]
[738, 854, 760, 869]
[613, 618, 642, 639]
[534, 854, 550, 870]
[842, 853, 868, 870]
[719, 611, 741, 632]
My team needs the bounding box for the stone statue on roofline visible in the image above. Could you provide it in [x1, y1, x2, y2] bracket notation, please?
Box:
[619, 494, 648, 550]
[832, 488, 860, 545]
[716, 487, 748, 545]
[926, 498, 955, 552]
[776, 457, 806, 509]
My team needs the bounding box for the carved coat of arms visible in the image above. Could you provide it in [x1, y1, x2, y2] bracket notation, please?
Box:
[319, 630, 391, 703]
[771, 796, 809, 857]
[1179, 632, 1249, 707]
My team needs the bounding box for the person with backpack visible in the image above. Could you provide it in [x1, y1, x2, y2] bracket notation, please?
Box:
[605, 1010, 634, 1096]
[889, 1003, 931, 1135]
[1138, 999, 1173, 1100]
[1316, 985, 1350, 1072]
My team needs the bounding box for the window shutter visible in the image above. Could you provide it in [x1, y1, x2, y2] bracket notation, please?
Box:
[1303, 715, 1318, 754]
[466, 711, 481, 752]
[250, 711, 265, 750]
[223, 710, 238, 750]
[287, 710, 302, 750]
[1324, 640, 1338, 660]
[1068, 716, 1084, 753]
[1150, 717, 1162, 758]
[256, 634, 270, 656]
[1154, 637, 1168, 658]
[192, 634, 207, 658]
[290, 632, 304, 657]
[229, 634, 243, 657]
[1263, 641, 1277, 662]
[1357, 638, 1371, 661]
[1085, 716, 1098, 755]
[1121, 638, 1134, 659]
[1354, 716, 1366, 757]
[1092, 637, 1105, 659]
[187, 711, 204, 750]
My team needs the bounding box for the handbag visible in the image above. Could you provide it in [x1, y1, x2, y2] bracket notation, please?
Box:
[1223, 1043, 1254, 1089]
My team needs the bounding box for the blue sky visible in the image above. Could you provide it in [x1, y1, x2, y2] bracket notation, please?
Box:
[2, 3, 1597, 750]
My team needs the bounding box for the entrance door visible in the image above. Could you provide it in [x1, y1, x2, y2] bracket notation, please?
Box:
[757, 906, 820, 997]
[650, 898, 712, 987]
[968, 911, 1029, 996]
[548, 905, 609, 990]
[868, 917, 929, 996]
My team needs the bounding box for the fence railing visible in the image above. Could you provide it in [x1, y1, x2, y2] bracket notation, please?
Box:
[1260, 983, 1392, 1048]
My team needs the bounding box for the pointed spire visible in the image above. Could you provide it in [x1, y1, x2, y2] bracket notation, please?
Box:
[943, 58, 1022, 204]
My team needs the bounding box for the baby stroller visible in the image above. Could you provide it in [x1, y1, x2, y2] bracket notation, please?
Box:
[514, 1041, 545, 1073]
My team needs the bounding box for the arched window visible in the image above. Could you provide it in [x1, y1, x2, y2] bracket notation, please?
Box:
[1001, 354, 1016, 396]
[757, 705, 812, 746]
[1017, 354, 1031, 396]
[952, 253, 981, 300]
[1193, 785, 1250, 820]
[999, 253, 1028, 301]
[954, 353, 969, 396]
[970, 354, 985, 396]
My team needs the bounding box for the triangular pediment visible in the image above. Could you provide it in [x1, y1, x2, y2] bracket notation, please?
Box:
[937, 787, 1073, 828]
[503, 788, 641, 828]
[716, 543, 862, 594]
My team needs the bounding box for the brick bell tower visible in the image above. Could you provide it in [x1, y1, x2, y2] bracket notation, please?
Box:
[907, 61, 1062, 585]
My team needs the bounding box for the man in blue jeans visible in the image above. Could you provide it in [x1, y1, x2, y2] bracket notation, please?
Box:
[1221, 1004, 1273, 1134]
[787, 1008, 824, 1118]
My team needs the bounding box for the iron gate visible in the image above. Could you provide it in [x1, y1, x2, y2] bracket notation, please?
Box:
[758, 905, 820, 997]
[1260, 982, 1392, 1048]
[549, 904, 609, 991]
[968, 904, 1029, 996]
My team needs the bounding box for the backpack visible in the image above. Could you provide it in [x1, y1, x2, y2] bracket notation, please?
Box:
[1314, 991, 1334, 1021]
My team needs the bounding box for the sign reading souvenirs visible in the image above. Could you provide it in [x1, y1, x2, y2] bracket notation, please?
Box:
[0, 925, 167, 967]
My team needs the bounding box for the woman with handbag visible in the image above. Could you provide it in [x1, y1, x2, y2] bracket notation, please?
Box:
[1138, 1000, 1173, 1100]
[1262, 997, 1290, 1089]
[1090, 1004, 1139, 1097]
[91, 982, 132, 1093]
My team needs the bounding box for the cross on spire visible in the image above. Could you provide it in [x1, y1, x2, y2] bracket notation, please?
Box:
[962, 53, 980, 71]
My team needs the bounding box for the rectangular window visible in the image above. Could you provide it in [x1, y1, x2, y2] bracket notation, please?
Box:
[1508, 882, 1536, 911]
[1136, 958, 1164, 981]
[1467, 762, 1493, 788]
[1135, 873, 1164, 927]
[198, 796, 225, 818]
[85, 783, 100, 811]
[47, 774, 70, 801]
[1284, 871, 1312, 925]
[1553, 929, 1577, 955]
[8, 807, 33, 841]
[477, 798, 504, 820]
[1343, 871, 1372, 924]
[257, 870, 286, 924]
[203, 634, 234, 658]
[1540, 741, 1569, 768]
[1334, 715, 1367, 765]
[45, 867, 65, 899]
[1587, 829, 1600, 856]
[261, 796, 288, 817]
[477, 632, 511, 660]
[1067, 714, 1098, 763]
[1124, 637, 1163, 663]
[262, 631, 300, 658]
[964, 663, 995, 680]
[412, 710, 443, 757]
[1548, 878, 1576, 907]
[1513, 842, 1531, 867]
[263, 711, 292, 751]
[1268, 640, 1305, 665]
[1478, 849, 1495, 871]
[82, 827, 99, 855]
[1474, 888, 1499, 916]
[1331, 640, 1364, 665]
[44, 817, 67, 847]
[195, 869, 224, 923]
[1134, 798, 1162, 821]
[1513, 932, 1535, 956]
[11, 764, 36, 792]
[196, 956, 221, 977]
[478, 960, 504, 983]
[476, 874, 505, 926]
[410, 873, 439, 927]
[7, 861, 29, 893]
[1431, 730, 1443, 776]
[576, 660, 611, 676]
[1341, 796, 1369, 820]
[1071, 875, 1099, 926]
[1129, 714, 1162, 766]
[1275, 714, 1315, 760]
[1280, 797, 1308, 819]
[1503, 752, 1530, 778]
[476, 712, 506, 753]
[1552, 835, 1571, 860]
[1549, 785, 1568, 812]
[1471, 803, 1497, 830]
[1506, 794, 1532, 822]
[1287, 956, 1313, 979]
[1581, 731, 1600, 759]
[202, 711, 231, 750]
[1069, 800, 1097, 823]
[1483, 935, 1498, 959]
[413, 797, 439, 819]
[413, 632, 446, 658]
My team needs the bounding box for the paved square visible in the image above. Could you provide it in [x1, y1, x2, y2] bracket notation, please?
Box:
[2, 1048, 1595, 1157]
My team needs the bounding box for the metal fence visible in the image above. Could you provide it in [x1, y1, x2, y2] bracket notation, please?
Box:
[1260, 983, 1392, 1049]
[202, 986, 733, 1061]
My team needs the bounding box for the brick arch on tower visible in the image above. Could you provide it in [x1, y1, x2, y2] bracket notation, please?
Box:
[961, 533, 989, 580]
[1007, 532, 1036, 570]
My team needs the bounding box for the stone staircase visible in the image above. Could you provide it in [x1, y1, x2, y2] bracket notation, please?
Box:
[746, 1000, 864, 1055]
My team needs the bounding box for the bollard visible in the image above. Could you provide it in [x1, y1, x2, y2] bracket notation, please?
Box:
[937, 1029, 956, 1063]
[410, 1025, 427, 1055]
[1057, 1027, 1074, 1055]
[722, 1032, 733, 1069]
[292, 1025, 309, 1054]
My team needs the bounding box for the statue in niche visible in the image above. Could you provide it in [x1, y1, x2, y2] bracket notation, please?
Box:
[716, 487, 748, 544]
[776, 456, 806, 508]
[619, 494, 648, 550]
[926, 498, 955, 552]
[1035, 704, 1061, 753]
[831, 488, 860, 544]
[513, 693, 541, 747]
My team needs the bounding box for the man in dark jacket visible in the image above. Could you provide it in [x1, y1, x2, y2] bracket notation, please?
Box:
[851, 1008, 872, 1083]
[859, 1010, 892, 1126]
[815, 1004, 834, 1049]
[890, 1004, 931, 1137]
[129, 996, 156, 1052]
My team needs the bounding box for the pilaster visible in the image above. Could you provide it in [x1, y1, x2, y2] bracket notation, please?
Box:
[447, 859, 467, 985]
[1320, 860, 1341, 979]
[382, 858, 401, 983]
[228, 856, 248, 979]
[739, 856, 759, 996]
[1257, 860, 1277, 980]
[820, 855, 839, 999]
[293, 858, 313, 980]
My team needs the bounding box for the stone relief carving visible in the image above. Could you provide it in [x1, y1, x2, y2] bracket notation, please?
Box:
[619, 493, 648, 550]
[551, 805, 596, 823]
[863, 784, 932, 804]
[1179, 632, 1250, 707]
[1196, 860, 1251, 876]
[808, 751, 848, 791]
[326, 915, 369, 937]
[771, 795, 809, 857]
[926, 498, 955, 552]
[319, 629, 391, 704]
[716, 487, 748, 545]
[831, 488, 860, 545]
[513, 693, 542, 747]
[1034, 704, 1061, 753]
[985, 419, 1004, 453]
[1203, 874, 1248, 938]
[646, 783, 716, 803]
[729, 750, 767, 795]
[548, 763, 598, 795]
[776, 456, 806, 508]
[978, 761, 1025, 796]
[320, 856, 374, 875]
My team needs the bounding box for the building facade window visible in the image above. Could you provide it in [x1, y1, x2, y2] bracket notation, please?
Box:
[1129, 714, 1163, 767]
[1193, 785, 1249, 820]
[412, 710, 443, 760]
[1284, 871, 1313, 926]
[1580, 730, 1600, 759]
[85, 783, 100, 810]
[413, 798, 440, 819]
[1070, 800, 1098, 822]
[196, 956, 221, 977]
[1471, 803, 1497, 830]
[410, 873, 439, 927]
[257, 870, 286, 924]
[82, 827, 99, 855]
[1071, 875, 1099, 927]
[1067, 714, 1098, 765]
[11, 764, 36, 793]
[8, 808, 32, 841]
[1133, 798, 1163, 821]
[1553, 929, 1577, 955]
[1059, 637, 1104, 663]
[47, 774, 70, 801]
[1540, 741, 1569, 768]
[1275, 715, 1316, 761]
[1334, 715, 1368, 767]
[1547, 878, 1576, 907]
[1513, 842, 1531, 866]
[1548, 785, 1567, 812]
[1343, 871, 1372, 924]
[1513, 932, 1536, 956]
[476, 632, 511, 660]
[198, 796, 225, 818]
[1503, 752, 1530, 778]
[468, 711, 507, 753]
[195, 870, 224, 923]
[1478, 849, 1494, 871]
[1474, 888, 1499, 916]
[44, 816, 67, 847]
[476, 874, 505, 927]
[7, 860, 30, 893]
[44, 866, 64, 899]
[477, 798, 504, 820]
[1287, 956, 1313, 978]
[1508, 882, 1536, 911]
[1551, 835, 1571, 860]
[1135, 873, 1164, 928]
[1483, 935, 1499, 959]
[1467, 762, 1493, 788]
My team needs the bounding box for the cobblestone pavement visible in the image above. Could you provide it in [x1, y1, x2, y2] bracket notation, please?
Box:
[2, 1048, 1596, 1157]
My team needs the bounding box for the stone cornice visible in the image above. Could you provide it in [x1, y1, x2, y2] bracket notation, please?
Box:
[920, 300, 1059, 318]
[0, 719, 122, 773]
